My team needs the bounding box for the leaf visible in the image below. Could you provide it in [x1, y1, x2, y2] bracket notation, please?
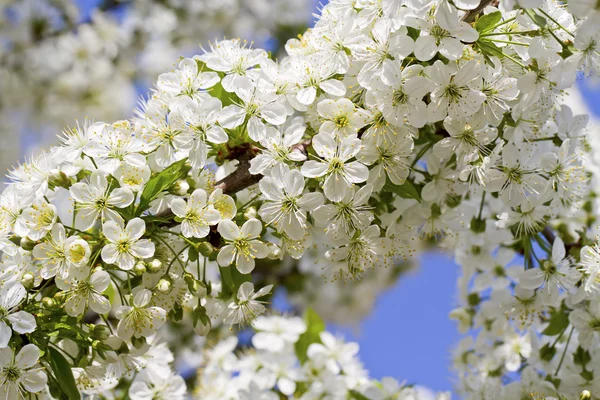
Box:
[136, 158, 190, 214]
[542, 307, 569, 336]
[349, 390, 370, 400]
[475, 11, 502, 33]
[294, 307, 325, 364]
[385, 179, 421, 202]
[48, 347, 80, 400]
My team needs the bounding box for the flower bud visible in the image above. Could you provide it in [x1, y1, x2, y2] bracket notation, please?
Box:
[48, 171, 72, 190]
[156, 278, 172, 294]
[184, 274, 207, 298]
[244, 206, 257, 220]
[198, 242, 213, 257]
[170, 180, 190, 196]
[42, 297, 57, 309]
[133, 261, 147, 276]
[266, 243, 281, 260]
[20, 237, 36, 251]
[92, 325, 111, 341]
[21, 273, 35, 290]
[580, 390, 591, 400]
[147, 258, 163, 273]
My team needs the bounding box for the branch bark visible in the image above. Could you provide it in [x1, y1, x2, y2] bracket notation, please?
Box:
[215, 153, 263, 195]
[461, 0, 496, 23]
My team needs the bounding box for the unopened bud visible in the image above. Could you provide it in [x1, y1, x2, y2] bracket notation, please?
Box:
[184, 274, 207, 298]
[170, 180, 190, 196]
[42, 297, 57, 309]
[267, 243, 281, 260]
[244, 206, 257, 220]
[133, 261, 147, 276]
[156, 278, 172, 294]
[21, 273, 35, 290]
[92, 325, 111, 341]
[20, 237, 36, 251]
[580, 390, 591, 400]
[198, 242, 213, 257]
[48, 171, 72, 190]
[147, 259, 163, 273]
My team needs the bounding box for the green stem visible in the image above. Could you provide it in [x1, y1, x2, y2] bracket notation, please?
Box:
[488, 39, 529, 46]
[537, 8, 575, 37]
[554, 326, 574, 376]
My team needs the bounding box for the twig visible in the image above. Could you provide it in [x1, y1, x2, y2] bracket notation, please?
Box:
[462, 0, 496, 23]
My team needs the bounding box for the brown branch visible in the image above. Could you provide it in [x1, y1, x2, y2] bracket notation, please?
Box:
[461, 0, 496, 23]
[215, 153, 263, 195]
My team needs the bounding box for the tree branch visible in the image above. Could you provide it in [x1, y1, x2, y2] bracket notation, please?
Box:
[461, 0, 496, 23]
[215, 153, 263, 195]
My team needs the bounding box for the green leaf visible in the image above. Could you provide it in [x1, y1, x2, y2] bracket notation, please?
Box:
[294, 307, 325, 364]
[474, 11, 502, 34]
[385, 180, 421, 202]
[542, 307, 569, 336]
[525, 9, 547, 28]
[349, 390, 370, 400]
[48, 347, 80, 400]
[136, 158, 190, 214]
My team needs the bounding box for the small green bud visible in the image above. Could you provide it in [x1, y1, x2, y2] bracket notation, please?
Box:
[198, 242, 214, 257]
[580, 390, 591, 400]
[92, 325, 111, 341]
[21, 273, 35, 290]
[147, 259, 163, 273]
[20, 237, 36, 251]
[156, 278, 172, 294]
[42, 297, 57, 309]
[133, 261, 147, 276]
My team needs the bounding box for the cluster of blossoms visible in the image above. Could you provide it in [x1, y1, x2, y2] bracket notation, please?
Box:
[0, 0, 312, 172]
[2, 0, 600, 398]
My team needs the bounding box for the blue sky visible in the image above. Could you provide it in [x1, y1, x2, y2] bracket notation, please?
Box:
[65, 0, 600, 394]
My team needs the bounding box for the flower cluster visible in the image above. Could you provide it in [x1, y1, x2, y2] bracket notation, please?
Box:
[1, 0, 600, 398]
[0, 0, 313, 171]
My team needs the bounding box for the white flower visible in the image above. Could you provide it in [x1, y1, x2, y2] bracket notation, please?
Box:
[33, 223, 90, 280]
[198, 40, 267, 93]
[494, 333, 531, 372]
[129, 369, 186, 400]
[217, 219, 269, 274]
[427, 60, 486, 121]
[252, 315, 306, 352]
[288, 54, 346, 105]
[19, 199, 57, 241]
[116, 288, 166, 339]
[0, 344, 47, 398]
[224, 282, 273, 325]
[170, 189, 221, 239]
[307, 331, 359, 374]
[579, 242, 600, 294]
[83, 121, 147, 173]
[56, 270, 112, 317]
[258, 165, 323, 240]
[487, 144, 547, 207]
[301, 133, 368, 202]
[157, 58, 219, 99]
[519, 238, 580, 304]
[101, 218, 155, 271]
[113, 163, 151, 192]
[0, 283, 36, 348]
[359, 135, 414, 191]
[569, 301, 600, 349]
[249, 122, 307, 175]
[433, 117, 497, 165]
[218, 77, 287, 141]
[70, 171, 134, 230]
[316, 98, 369, 138]
[312, 184, 374, 238]
[170, 95, 227, 170]
[367, 63, 430, 128]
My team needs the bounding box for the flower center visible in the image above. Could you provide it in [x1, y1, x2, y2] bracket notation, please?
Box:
[3, 365, 21, 382]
